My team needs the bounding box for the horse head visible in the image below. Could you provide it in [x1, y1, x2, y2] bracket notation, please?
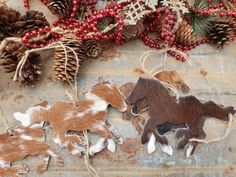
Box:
[203, 101, 235, 122]
[126, 77, 170, 105]
[126, 78, 149, 105]
[86, 82, 127, 112]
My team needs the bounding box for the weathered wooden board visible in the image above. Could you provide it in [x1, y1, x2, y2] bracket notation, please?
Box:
[0, 1, 236, 177]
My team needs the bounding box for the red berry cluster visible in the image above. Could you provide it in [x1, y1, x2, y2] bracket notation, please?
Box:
[21, 0, 236, 62]
[140, 9, 187, 61]
[82, 0, 97, 10]
[69, 0, 79, 20]
[160, 8, 177, 45]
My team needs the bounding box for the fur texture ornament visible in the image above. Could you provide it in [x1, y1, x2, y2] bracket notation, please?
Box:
[0, 122, 63, 177]
[126, 77, 235, 157]
[14, 82, 127, 156]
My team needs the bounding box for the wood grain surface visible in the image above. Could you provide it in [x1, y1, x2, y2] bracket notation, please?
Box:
[0, 1, 236, 177]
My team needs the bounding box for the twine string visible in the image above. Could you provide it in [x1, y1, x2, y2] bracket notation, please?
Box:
[189, 113, 234, 143]
[140, 48, 191, 99]
[0, 107, 13, 135]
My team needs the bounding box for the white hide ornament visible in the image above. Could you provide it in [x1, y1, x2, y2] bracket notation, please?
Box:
[0, 123, 63, 177]
[14, 82, 127, 156]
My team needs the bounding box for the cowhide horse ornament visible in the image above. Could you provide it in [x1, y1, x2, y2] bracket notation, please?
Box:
[127, 77, 236, 157]
[119, 70, 190, 134]
[119, 81, 187, 155]
[0, 122, 63, 177]
[14, 82, 127, 156]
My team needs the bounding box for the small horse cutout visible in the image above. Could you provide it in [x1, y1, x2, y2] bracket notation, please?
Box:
[14, 82, 127, 156]
[119, 82, 187, 135]
[0, 123, 63, 177]
[120, 70, 190, 134]
[127, 78, 235, 156]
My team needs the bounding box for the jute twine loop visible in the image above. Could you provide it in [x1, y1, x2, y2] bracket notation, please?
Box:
[140, 48, 191, 100]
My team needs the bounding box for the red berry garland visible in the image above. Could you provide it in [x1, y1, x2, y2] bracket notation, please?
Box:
[184, 1, 236, 17]
[24, 0, 48, 10]
[21, 0, 236, 62]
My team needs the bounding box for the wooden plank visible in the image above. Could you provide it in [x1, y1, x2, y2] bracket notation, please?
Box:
[0, 1, 236, 177]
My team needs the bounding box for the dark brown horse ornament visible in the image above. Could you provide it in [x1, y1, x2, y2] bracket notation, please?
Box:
[127, 78, 235, 157]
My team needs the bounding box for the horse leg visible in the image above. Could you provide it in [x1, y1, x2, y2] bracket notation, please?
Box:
[175, 128, 189, 139]
[53, 132, 65, 148]
[105, 119, 123, 144]
[130, 116, 143, 134]
[186, 129, 206, 157]
[141, 118, 152, 144]
[89, 123, 114, 156]
[177, 129, 191, 149]
[36, 153, 50, 174]
[54, 130, 85, 156]
[46, 149, 64, 167]
[64, 135, 86, 156]
[147, 133, 156, 154]
[150, 125, 173, 156]
[35, 145, 63, 174]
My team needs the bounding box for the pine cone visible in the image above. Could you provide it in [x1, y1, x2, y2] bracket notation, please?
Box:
[0, 43, 42, 86]
[175, 20, 196, 46]
[0, 44, 25, 73]
[47, 0, 73, 17]
[209, 17, 235, 48]
[0, 2, 20, 41]
[121, 20, 144, 41]
[84, 39, 102, 58]
[54, 34, 86, 82]
[15, 10, 49, 37]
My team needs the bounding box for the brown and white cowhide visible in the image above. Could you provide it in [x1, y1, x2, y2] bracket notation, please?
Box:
[0, 123, 63, 177]
[14, 82, 127, 156]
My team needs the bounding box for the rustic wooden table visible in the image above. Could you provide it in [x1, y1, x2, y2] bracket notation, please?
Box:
[1, 1, 236, 177]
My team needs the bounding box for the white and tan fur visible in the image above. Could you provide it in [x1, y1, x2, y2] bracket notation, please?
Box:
[0, 123, 63, 177]
[14, 82, 127, 156]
